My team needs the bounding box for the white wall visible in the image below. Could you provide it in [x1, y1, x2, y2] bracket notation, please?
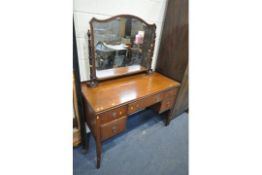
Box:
[74, 0, 167, 81]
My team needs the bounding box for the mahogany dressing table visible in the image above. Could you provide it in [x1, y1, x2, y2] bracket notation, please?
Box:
[81, 15, 180, 168]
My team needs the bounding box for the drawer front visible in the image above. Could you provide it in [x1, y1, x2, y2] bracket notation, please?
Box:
[100, 116, 127, 141]
[160, 96, 176, 113]
[99, 106, 127, 124]
[147, 93, 163, 106]
[128, 101, 143, 114]
[128, 93, 163, 114]
[163, 88, 177, 99]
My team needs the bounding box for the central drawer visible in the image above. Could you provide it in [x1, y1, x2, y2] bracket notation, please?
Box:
[100, 116, 127, 141]
[128, 93, 163, 114]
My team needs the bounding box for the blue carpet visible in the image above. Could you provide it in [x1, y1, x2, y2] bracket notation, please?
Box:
[73, 109, 188, 175]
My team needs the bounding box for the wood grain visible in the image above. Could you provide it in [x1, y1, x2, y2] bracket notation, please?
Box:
[156, 0, 188, 82]
[172, 65, 188, 117]
[81, 72, 180, 169]
[99, 105, 127, 124]
[156, 0, 189, 117]
[81, 72, 180, 114]
[100, 116, 127, 141]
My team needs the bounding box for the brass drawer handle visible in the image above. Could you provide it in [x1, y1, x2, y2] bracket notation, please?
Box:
[112, 112, 117, 118]
[112, 125, 118, 133]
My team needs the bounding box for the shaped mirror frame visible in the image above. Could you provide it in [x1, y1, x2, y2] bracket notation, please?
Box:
[88, 14, 156, 87]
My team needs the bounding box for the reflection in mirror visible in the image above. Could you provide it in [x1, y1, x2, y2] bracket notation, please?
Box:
[91, 16, 155, 80]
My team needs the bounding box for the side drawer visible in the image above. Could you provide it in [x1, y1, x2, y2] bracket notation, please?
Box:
[99, 106, 127, 124]
[163, 88, 178, 99]
[100, 116, 127, 141]
[146, 93, 163, 106]
[159, 96, 176, 113]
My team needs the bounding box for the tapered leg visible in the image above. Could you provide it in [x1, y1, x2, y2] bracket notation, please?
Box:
[96, 138, 102, 169]
[165, 110, 172, 126]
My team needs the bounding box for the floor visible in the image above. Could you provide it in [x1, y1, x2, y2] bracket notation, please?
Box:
[73, 109, 188, 175]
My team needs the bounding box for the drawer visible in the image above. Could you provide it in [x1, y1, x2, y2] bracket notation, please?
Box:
[128, 101, 143, 114]
[160, 96, 176, 113]
[163, 88, 177, 99]
[99, 106, 127, 124]
[146, 93, 163, 106]
[128, 93, 163, 115]
[100, 116, 127, 141]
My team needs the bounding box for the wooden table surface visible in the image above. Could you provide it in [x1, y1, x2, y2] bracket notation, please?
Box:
[81, 72, 180, 113]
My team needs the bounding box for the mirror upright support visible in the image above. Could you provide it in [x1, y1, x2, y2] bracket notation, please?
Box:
[147, 26, 156, 74]
[87, 30, 97, 87]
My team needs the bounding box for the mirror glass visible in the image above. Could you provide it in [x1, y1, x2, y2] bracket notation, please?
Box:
[91, 16, 155, 80]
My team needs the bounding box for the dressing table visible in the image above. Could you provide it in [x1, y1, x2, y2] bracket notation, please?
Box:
[81, 15, 180, 168]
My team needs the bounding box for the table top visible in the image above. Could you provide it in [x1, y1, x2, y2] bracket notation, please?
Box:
[81, 72, 180, 113]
